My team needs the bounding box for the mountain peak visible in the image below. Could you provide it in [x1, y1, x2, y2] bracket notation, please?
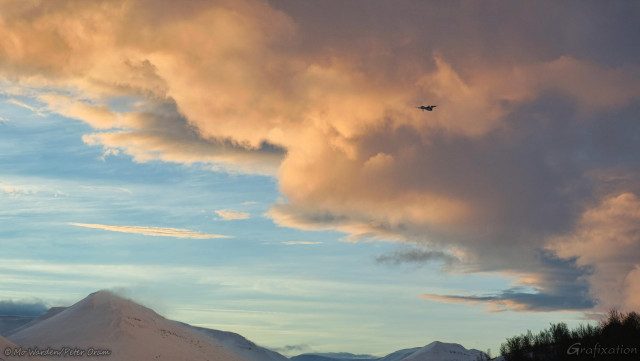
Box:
[401, 341, 487, 361]
[7, 291, 248, 361]
[87, 289, 120, 299]
[423, 340, 466, 351]
[82, 290, 134, 307]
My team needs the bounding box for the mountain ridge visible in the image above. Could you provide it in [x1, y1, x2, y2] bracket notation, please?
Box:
[293, 341, 489, 361]
[5, 291, 492, 361]
[7, 290, 249, 361]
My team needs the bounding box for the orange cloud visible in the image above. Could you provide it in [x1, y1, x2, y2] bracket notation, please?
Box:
[547, 193, 640, 311]
[214, 209, 250, 221]
[39, 93, 119, 129]
[1, 0, 639, 313]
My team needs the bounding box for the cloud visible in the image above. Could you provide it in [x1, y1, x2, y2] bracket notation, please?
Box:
[0, 0, 639, 313]
[376, 248, 459, 267]
[547, 193, 640, 311]
[79, 101, 286, 175]
[0, 182, 35, 196]
[6, 98, 39, 113]
[214, 209, 250, 220]
[0, 258, 405, 301]
[69, 222, 230, 239]
[423, 251, 596, 312]
[422, 286, 595, 313]
[38, 93, 119, 129]
[281, 241, 322, 246]
[79, 185, 133, 195]
[0, 300, 47, 317]
[270, 344, 313, 356]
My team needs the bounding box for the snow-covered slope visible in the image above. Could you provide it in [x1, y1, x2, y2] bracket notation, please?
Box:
[0, 316, 34, 336]
[292, 343, 487, 361]
[291, 352, 377, 361]
[0, 334, 46, 361]
[3, 307, 66, 337]
[187, 325, 289, 361]
[0, 334, 19, 359]
[376, 347, 422, 361]
[7, 291, 248, 361]
[401, 342, 487, 361]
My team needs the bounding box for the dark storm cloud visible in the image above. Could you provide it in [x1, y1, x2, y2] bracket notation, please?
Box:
[424, 252, 596, 312]
[269, 0, 640, 68]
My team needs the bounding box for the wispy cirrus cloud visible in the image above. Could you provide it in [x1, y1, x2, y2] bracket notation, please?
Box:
[0, 182, 35, 196]
[69, 223, 230, 239]
[214, 209, 250, 220]
[281, 241, 322, 246]
[7, 98, 40, 113]
[376, 248, 459, 267]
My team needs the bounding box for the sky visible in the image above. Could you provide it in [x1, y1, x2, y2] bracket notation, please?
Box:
[0, 0, 639, 357]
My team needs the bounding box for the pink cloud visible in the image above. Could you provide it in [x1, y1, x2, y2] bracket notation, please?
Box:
[1, 0, 639, 313]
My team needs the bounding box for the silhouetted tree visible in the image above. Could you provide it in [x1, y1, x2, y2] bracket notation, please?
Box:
[500, 309, 640, 361]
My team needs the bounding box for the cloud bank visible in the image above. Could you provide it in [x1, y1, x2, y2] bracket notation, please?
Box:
[0, 300, 47, 317]
[1, 0, 639, 312]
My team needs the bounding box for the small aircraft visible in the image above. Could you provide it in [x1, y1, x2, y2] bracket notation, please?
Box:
[416, 105, 437, 111]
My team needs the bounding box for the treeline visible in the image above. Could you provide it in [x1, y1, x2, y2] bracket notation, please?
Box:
[499, 310, 640, 361]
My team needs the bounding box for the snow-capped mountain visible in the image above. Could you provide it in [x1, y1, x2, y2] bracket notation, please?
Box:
[400, 341, 487, 361]
[1, 334, 19, 359]
[294, 342, 488, 361]
[376, 347, 422, 361]
[0, 316, 34, 336]
[0, 334, 46, 361]
[2, 307, 66, 337]
[6, 290, 280, 361]
[5, 291, 491, 361]
[187, 325, 289, 361]
[291, 352, 377, 361]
